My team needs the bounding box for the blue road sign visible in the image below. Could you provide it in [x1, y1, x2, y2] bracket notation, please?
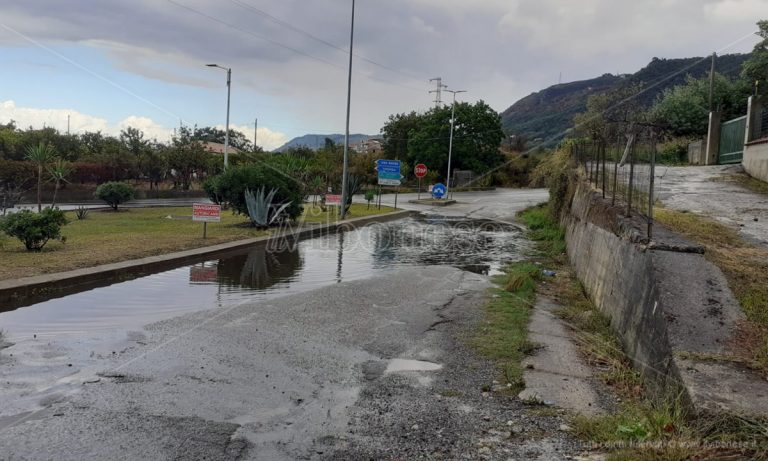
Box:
[376, 159, 401, 186]
[432, 183, 446, 199]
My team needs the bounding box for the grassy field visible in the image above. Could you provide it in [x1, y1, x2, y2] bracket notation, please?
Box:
[0, 203, 395, 281]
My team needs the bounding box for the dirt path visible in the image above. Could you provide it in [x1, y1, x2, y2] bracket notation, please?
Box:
[655, 165, 768, 248]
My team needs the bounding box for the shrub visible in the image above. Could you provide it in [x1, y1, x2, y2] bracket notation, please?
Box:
[95, 181, 135, 210]
[657, 137, 693, 165]
[75, 206, 90, 220]
[0, 208, 68, 251]
[204, 164, 303, 220]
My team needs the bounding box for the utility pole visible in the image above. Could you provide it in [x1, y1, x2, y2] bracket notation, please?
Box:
[708, 52, 717, 111]
[206, 64, 232, 169]
[254, 118, 258, 151]
[429, 77, 447, 107]
[340, 0, 355, 220]
[445, 89, 466, 198]
[67, 114, 70, 135]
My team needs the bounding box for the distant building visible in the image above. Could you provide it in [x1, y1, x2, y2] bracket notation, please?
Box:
[201, 142, 242, 155]
[350, 138, 383, 155]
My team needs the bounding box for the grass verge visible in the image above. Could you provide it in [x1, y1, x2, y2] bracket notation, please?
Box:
[655, 207, 768, 370]
[712, 173, 768, 196]
[0, 203, 394, 281]
[471, 262, 539, 393]
[518, 203, 768, 460]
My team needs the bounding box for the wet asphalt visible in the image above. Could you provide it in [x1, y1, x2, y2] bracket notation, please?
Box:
[0, 188, 596, 460]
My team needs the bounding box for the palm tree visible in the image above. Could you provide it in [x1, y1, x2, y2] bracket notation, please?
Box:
[48, 159, 74, 208]
[25, 142, 57, 212]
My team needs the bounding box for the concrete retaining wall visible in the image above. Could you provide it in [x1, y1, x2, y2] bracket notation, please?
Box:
[743, 139, 768, 183]
[562, 182, 683, 398]
[561, 178, 768, 416]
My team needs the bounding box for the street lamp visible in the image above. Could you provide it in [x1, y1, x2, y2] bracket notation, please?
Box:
[339, 0, 355, 220]
[445, 89, 466, 198]
[206, 63, 232, 169]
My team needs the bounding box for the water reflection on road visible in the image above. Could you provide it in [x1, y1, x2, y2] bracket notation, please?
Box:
[0, 216, 529, 340]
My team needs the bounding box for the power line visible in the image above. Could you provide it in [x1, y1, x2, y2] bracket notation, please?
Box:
[167, 0, 425, 93]
[227, 0, 425, 83]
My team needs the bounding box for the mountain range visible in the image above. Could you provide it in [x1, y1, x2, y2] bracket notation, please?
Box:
[274, 133, 373, 152]
[500, 53, 750, 144]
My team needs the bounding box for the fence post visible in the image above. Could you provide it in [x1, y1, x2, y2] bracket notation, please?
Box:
[627, 135, 635, 217]
[612, 135, 620, 206]
[648, 130, 656, 240]
[601, 140, 607, 198]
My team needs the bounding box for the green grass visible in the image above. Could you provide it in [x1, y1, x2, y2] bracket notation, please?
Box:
[518, 204, 566, 260]
[471, 262, 540, 393]
[0, 203, 395, 281]
[300, 203, 395, 223]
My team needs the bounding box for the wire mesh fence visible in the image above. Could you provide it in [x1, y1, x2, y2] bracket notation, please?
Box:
[571, 126, 658, 240]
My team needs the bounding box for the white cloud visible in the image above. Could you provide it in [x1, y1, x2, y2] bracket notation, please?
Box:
[0, 101, 288, 149]
[215, 123, 289, 151]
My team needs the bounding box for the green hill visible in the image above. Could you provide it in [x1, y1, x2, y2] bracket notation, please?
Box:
[501, 53, 750, 145]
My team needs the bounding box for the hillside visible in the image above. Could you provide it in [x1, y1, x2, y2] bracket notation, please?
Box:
[274, 133, 373, 152]
[501, 53, 750, 144]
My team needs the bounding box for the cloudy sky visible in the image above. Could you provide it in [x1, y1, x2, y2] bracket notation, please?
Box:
[0, 0, 765, 150]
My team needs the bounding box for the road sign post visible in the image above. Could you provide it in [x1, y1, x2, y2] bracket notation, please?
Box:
[414, 163, 427, 200]
[193, 203, 221, 239]
[431, 183, 446, 200]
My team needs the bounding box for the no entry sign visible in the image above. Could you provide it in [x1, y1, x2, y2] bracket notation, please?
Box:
[414, 163, 428, 178]
[193, 203, 221, 222]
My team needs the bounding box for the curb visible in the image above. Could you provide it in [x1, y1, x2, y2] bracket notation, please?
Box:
[0, 209, 415, 310]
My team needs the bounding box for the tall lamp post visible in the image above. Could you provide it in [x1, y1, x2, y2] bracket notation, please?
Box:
[340, 0, 356, 220]
[206, 63, 232, 169]
[445, 89, 466, 197]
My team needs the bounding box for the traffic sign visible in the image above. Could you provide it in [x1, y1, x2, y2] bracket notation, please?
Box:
[193, 203, 221, 222]
[325, 194, 342, 206]
[414, 163, 428, 178]
[432, 183, 446, 199]
[377, 159, 401, 186]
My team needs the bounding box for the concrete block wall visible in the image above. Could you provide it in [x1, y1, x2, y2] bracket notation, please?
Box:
[562, 182, 682, 397]
[743, 140, 768, 182]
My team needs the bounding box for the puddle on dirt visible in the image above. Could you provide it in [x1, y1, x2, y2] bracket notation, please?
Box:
[0, 216, 528, 340]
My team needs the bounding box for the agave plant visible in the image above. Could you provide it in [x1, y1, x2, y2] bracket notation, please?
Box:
[244, 187, 292, 228]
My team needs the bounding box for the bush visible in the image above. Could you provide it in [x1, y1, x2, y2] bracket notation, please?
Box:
[204, 164, 304, 220]
[657, 137, 693, 165]
[0, 208, 68, 251]
[95, 181, 135, 210]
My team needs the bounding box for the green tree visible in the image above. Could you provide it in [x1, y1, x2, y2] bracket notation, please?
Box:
[193, 126, 252, 152]
[651, 74, 748, 136]
[48, 159, 74, 207]
[25, 142, 57, 211]
[742, 20, 768, 96]
[165, 127, 211, 190]
[381, 111, 422, 161]
[405, 101, 505, 182]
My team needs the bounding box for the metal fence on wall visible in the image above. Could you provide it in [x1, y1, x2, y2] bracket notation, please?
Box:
[571, 126, 658, 241]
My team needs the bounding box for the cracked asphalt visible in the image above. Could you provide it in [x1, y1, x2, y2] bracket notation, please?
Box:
[0, 188, 596, 460]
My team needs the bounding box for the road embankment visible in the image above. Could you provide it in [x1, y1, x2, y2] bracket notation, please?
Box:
[562, 176, 768, 417]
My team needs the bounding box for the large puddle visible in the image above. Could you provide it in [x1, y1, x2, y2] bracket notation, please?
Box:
[0, 216, 528, 340]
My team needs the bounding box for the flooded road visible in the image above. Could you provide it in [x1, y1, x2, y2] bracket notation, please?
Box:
[0, 216, 529, 340]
